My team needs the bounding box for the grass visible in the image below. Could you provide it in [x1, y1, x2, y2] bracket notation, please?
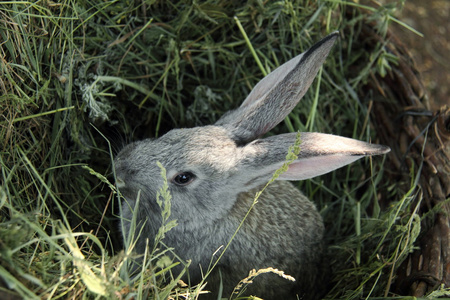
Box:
[0, 0, 441, 299]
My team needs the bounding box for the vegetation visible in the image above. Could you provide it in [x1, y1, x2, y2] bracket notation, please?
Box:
[0, 0, 439, 299]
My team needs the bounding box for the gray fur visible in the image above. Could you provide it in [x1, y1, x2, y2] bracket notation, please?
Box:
[114, 32, 390, 300]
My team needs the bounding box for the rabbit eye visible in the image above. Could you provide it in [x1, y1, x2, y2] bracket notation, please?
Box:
[172, 172, 195, 186]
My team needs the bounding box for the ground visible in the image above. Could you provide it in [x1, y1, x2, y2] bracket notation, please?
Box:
[392, 0, 449, 109]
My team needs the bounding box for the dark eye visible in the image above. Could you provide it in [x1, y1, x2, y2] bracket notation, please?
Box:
[172, 172, 196, 186]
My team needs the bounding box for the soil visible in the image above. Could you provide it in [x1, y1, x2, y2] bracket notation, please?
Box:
[391, 0, 449, 110]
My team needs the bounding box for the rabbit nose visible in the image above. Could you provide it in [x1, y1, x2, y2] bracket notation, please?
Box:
[115, 177, 125, 188]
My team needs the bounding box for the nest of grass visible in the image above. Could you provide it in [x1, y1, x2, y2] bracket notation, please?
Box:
[363, 25, 450, 296]
[1, 1, 448, 299]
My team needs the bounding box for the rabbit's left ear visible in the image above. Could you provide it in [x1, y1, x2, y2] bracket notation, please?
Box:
[216, 32, 339, 143]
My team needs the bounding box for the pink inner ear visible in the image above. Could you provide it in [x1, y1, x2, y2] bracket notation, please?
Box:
[278, 155, 363, 181]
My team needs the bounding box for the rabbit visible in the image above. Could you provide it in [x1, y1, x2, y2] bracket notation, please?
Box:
[114, 31, 390, 300]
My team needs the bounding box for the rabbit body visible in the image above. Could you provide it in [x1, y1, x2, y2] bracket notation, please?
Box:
[206, 181, 325, 299]
[181, 181, 325, 300]
[115, 32, 390, 299]
[117, 129, 324, 298]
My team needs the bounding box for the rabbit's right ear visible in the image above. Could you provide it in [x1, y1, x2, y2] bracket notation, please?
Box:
[235, 132, 390, 190]
[216, 32, 339, 143]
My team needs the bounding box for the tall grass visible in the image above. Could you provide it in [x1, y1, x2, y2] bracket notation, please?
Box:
[0, 0, 432, 299]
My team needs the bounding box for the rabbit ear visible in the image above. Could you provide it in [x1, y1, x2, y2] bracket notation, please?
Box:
[216, 32, 339, 143]
[238, 132, 390, 187]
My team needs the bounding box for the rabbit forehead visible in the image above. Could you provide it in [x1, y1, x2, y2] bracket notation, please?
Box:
[116, 126, 239, 173]
[161, 126, 240, 172]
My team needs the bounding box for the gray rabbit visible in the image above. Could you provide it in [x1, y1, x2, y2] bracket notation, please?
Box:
[114, 32, 390, 299]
